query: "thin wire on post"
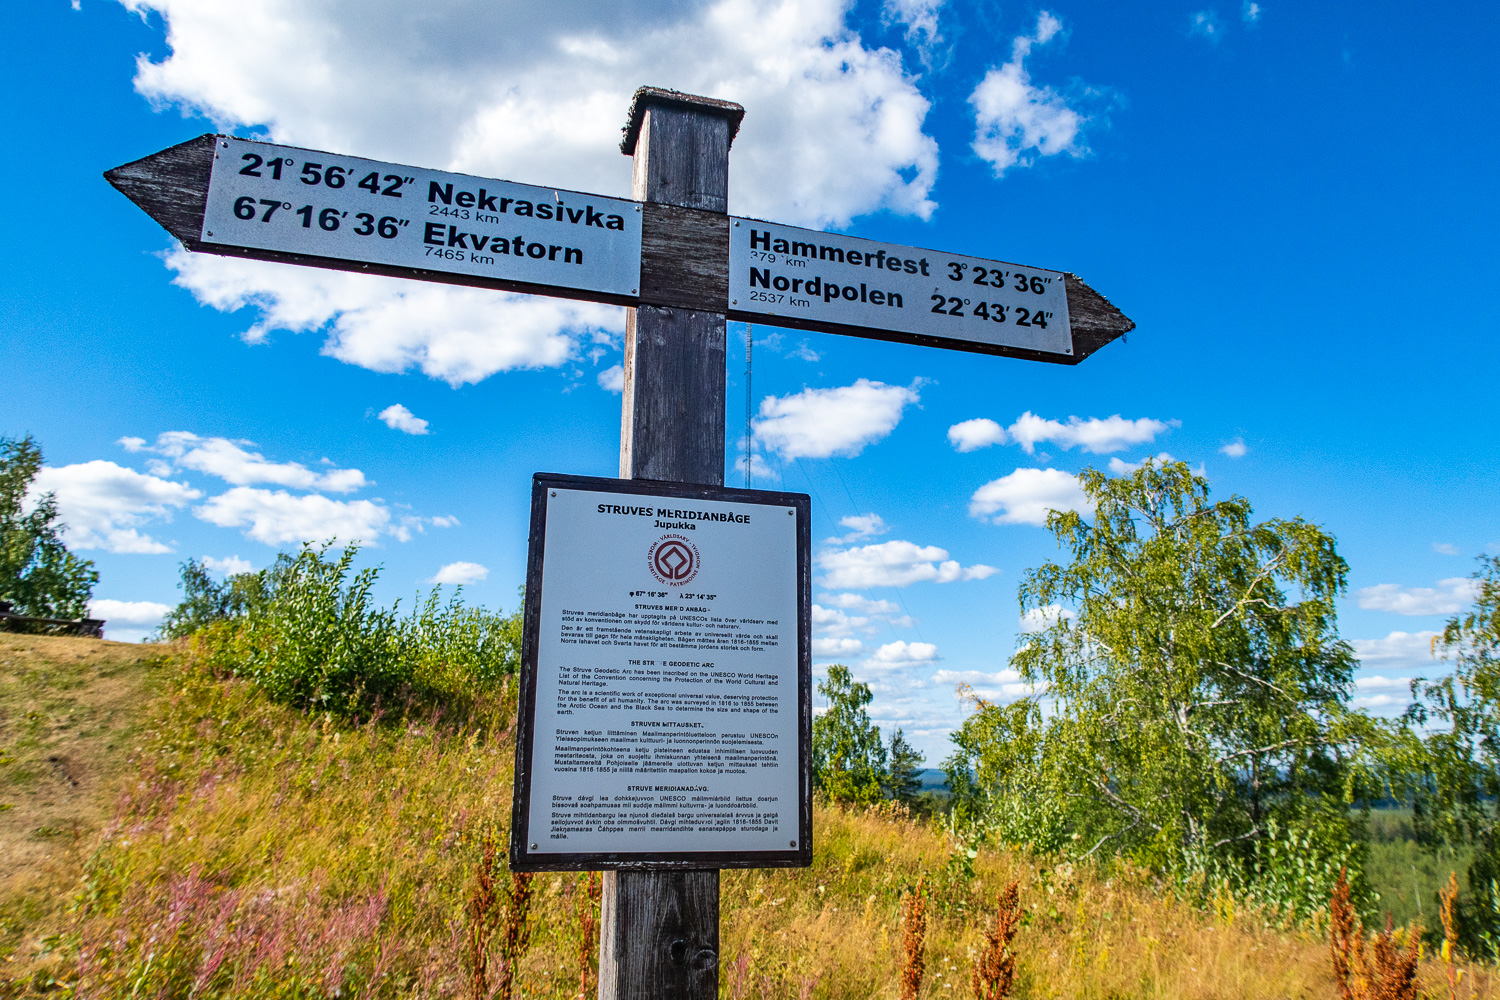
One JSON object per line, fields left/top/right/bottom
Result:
{"left": 744, "top": 324, "right": 753, "bottom": 489}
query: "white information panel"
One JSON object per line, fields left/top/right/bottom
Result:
{"left": 728, "top": 216, "right": 1072, "bottom": 356}
{"left": 201, "top": 137, "right": 642, "bottom": 299}
{"left": 515, "top": 476, "right": 808, "bottom": 866}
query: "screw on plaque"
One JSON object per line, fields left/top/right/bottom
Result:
{"left": 530, "top": 842, "right": 538, "bottom": 850}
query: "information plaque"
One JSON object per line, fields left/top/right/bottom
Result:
{"left": 509, "top": 474, "right": 812, "bottom": 871}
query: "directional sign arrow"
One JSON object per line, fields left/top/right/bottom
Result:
{"left": 107, "top": 133, "right": 1133, "bottom": 364}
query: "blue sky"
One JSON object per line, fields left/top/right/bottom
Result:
{"left": 2, "top": 0, "right": 1496, "bottom": 763}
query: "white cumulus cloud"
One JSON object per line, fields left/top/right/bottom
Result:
{"left": 1008, "top": 411, "right": 1175, "bottom": 454}
{"left": 814, "top": 637, "right": 865, "bottom": 658}
{"left": 163, "top": 251, "right": 614, "bottom": 386}
{"left": 597, "top": 364, "right": 624, "bottom": 393}
{"left": 969, "top": 12, "right": 1092, "bottom": 176}
{"left": 817, "top": 539, "right": 997, "bottom": 589}
{"left": 1220, "top": 438, "right": 1247, "bottom": 458}
{"left": 429, "top": 561, "right": 489, "bottom": 585}
{"left": 119, "top": 0, "right": 942, "bottom": 382}
{"left": 969, "top": 467, "right": 1091, "bottom": 526}
{"left": 932, "top": 667, "right": 1031, "bottom": 701}
{"left": 1350, "top": 631, "right": 1444, "bottom": 672}
{"left": 133, "top": 431, "right": 368, "bottom": 492}
{"left": 1190, "top": 10, "right": 1224, "bottom": 39}
{"left": 31, "top": 461, "right": 202, "bottom": 554}
{"left": 194, "top": 487, "right": 398, "bottom": 546}
{"left": 868, "top": 640, "right": 940, "bottom": 666}
{"left": 1107, "top": 453, "right": 1178, "bottom": 475}
{"left": 1019, "top": 603, "right": 1076, "bottom": 632}
{"left": 883, "top": 0, "right": 945, "bottom": 60}
{"left": 1432, "top": 542, "right": 1460, "bottom": 556}
{"left": 834, "top": 513, "right": 888, "bottom": 542}
{"left": 88, "top": 599, "right": 173, "bottom": 626}
{"left": 818, "top": 592, "right": 911, "bottom": 625}
{"left": 202, "top": 555, "right": 253, "bottom": 576}
{"left": 947, "top": 418, "right": 1006, "bottom": 452}
{"left": 378, "top": 403, "right": 430, "bottom": 435}
{"left": 1356, "top": 578, "right": 1480, "bottom": 616}
{"left": 754, "top": 379, "right": 919, "bottom": 459}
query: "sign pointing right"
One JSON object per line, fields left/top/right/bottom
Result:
{"left": 726, "top": 216, "right": 1130, "bottom": 364}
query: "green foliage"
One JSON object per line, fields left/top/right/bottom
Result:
{"left": 1362, "top": 809, "right": 1475, "bottom": 932}
{"left": 1193, "top": 813, "right": 1375, "bottom": 922}
{"left": 155, "top": 558, "right": 265, "bottom": 640}
{"left": 176, "top": 543, "right": 520, "bottom": 715}
{"left": 945, "top": 461, "right": 1382, "bottom": 907}
{"left": 812, "top": 665, "right": 886, "bottom": 804}
{"left": 883, "top": 727, "right": 925, "bottom": 804}
{"left": 0, "top": 435, "right": 96, "bottom": 621}
{"left": 943, "top": 695, "right": 1070, "bottom": 855}
{"left": 1396, "top": 554, "right": 1500, "bottom": 953}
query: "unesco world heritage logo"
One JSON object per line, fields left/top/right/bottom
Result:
{"left": 648, "top": 534, "right": 700, "bottom": 586}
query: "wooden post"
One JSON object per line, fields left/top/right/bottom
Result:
{"left": 601, "top": 87, "right": 744, "bottom": 1000}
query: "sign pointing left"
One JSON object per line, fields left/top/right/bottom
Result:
{"left": 106, "top": 134, "right": 645, "bottom": 306}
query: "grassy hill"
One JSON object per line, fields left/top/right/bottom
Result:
{"left": 0, "top": 634, "right": 1492, "bottom": 998}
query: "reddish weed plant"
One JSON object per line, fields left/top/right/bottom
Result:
{"left": 972, "top": 880, "right": 1022, "bottom": 1000}
{"left": 467, "top": 839, "right": 502, "bottom": 1000}
{"left": 1440, "top": 872, "right": 1461, "bottom": 1000}
{"left": 576, "top": 871, "right": 603, "bottom": 999}
{"left": 495, "top": 871, "right": 535, "bottom": 1000}
{"left": 1330, "top": 867, "right": 1420, "bottom": 1000}
{"left": 900, "top": 873, "right": 928, "bottom": 1000}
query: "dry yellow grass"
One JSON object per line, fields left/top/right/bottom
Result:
{"left": 0, "top": 634, "right": 166, "bottom": 975}
{"left": 0, "top": 635, "right": 1495, "bottom": 998}
{"left": 723, "top": 805, "right": 1495, "bottom": 1000}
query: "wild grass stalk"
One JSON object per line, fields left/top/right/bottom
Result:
{"left": 899, "top": 873, "right": 926, "bottom": 1000}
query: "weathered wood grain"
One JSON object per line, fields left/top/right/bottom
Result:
{"left": 1063, "top": 272, "right": 1136, "bottom": 362}
{"left": 607, "top": 87, "right": 745, "bottom": 1000}
{"left": 622, "top": 86, "right": 744, "bottom": 158}
{"left": 629, "top": 100, "right": 736, "bottom": 213}
{"left": 618, "top": 305, "right": 727, "bottom": 484}
{"left": 640, "top": 203, "right": 729, "bottom": 312}
{"left": 599, "top": 870, "right": 719, "bottom": 1000}
{"left": 103, "top": 134, "right": 215, "bottom": 245}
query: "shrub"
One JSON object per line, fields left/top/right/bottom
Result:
{"left": 173, "top": 543, "right": 520, "bottom": 715}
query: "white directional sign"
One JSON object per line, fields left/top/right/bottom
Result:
{"left": 109, "top": 132, "right": 1132, "bottom": 364}
{"left": 728, "top": 217, "right": 1073, "bottom": 357}
{"left": 511, "top": 474, "right": 811, "bottom": 869}
{"left": 200, "top": 137, "right": 642, "bottom": 300}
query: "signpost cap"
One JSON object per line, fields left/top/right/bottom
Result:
{"left": 621, "top": 87, "right": 745, "bottom": 155}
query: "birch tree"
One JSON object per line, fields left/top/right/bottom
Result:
{"left": 947, "top": 461, "right": 1376, "bottom": 876}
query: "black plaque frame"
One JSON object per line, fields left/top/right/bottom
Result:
{"left": 509, "top": 473, "right": 813, "bottom": 871}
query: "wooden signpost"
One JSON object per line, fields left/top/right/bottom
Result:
{"left": 106, "top": 86, "right": 1135, "bottom": 1000}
